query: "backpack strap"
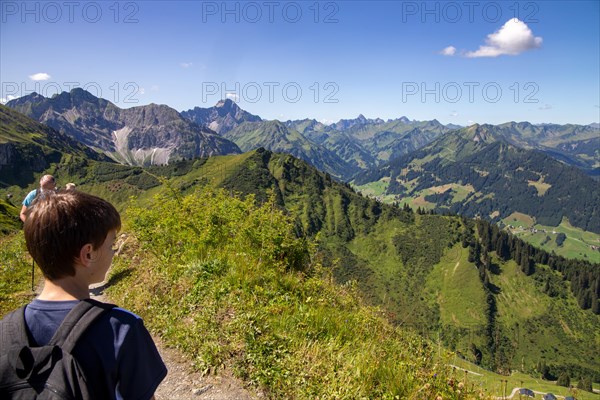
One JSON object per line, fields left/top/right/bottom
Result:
{"left": 48, "top": 299, "right": 116, "bottom": 353}
{"left": 0, "top": 307, "right": 32, "bottom": 349}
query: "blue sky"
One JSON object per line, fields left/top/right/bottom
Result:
{"left": 1, "top": 0, "right": 599, "bottom": 125}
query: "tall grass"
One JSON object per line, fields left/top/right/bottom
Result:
{"left": 0, "top": 233, "right": 35, "bottom": 316}
{"left": 108, "top": 186, "right": 489, "bottom": 399}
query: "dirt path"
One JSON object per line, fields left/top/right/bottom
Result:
{"left": 89, "top": 282, "right": 259, "bottom": 400}
{"left": 152, "top": 341, "right": 257, "bottom": 400}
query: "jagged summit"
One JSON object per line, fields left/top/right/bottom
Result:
{"left": 6, "top": 90, "right": 240, "bottom": 166}
{"left": 181, "top": 100, "right": 261, "bottom": 134}
{"left": 0, "top": 104, "right": 112, "bottom": 186}
{"left": 459, "top": 123, "right": 501, "bottom": 144}
{"left": 6, "top": 91, "right": 44, "bottom": 103}
{"left": 215, "top": 98, "right": 237, "bottom": 108}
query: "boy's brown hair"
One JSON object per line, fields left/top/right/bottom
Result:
{"left": 23, "top": 190, "right": 121, "bottom": 280}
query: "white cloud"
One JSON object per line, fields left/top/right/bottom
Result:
{"left": 467, "top": 120, "right": 475, "bottom": 125}
{"left": 450, "top": 111, "right": 459, "bottom": 117}
{"left": 0, "top": 95, "right": 16, "bottom": 104}
{"left": 180, "top": 62, "right": 193, "bottom": 68}
{"left": 29, "top": 72, "right": 51, "bottom": 81}
{"left": 539, "top": 104, "right": 552, "bottom": 110}
{"left": 466, "top": 19, "right": 542, "bottom": 58}
{"left": 150, "top": 85, "right": 160, "bottom": 91}
{"left": 440, "top": 46, "right": 457, "bottom": 56}
{"left": 319, "top": 119, "right": 335, "bottom": 125}
{"left": 225, "top": 93, "right": 239, "bottom": 102}
{"left": 137, "top": 87, "right": 146, "bottom": 95}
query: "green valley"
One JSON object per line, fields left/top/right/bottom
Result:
{"left": 1, "top": 104, "right": 598, "bottom": 399}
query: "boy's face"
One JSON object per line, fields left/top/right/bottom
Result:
{"left": 89, "top": 229, "right": 118, "bottom": 284}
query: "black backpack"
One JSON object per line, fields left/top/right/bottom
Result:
{"left": 0, "top": 299, "right": 115, "bottom": 399}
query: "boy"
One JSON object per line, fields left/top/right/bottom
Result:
{"left": 6, "top": 190, "right": 166, "bottom": 399}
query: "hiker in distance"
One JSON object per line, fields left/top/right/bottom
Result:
{"left": 1, "top": 190, "right": 167, "bottom": 399}
{"left": 19, "top": 174, "right": 57, "bottom": 222}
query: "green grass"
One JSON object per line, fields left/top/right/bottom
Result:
{"left": 354, "top": 179, "right": 389, "bottom": 197}
{"left": 504, "top": 212, "right": 536, "bottom": 228}
{"left": 450, "top": 357, "right": 600, "bottom": 400}
{"left": 346, "top": 219, "right": 409, "bottom": 316}
{"left": 451, "top": 184, "right": 476, "bottom": 203}
{"left": 426, "top": 244, "right": 487, "bottom": 329}
{"left": 104, "top": 187, "right": 488, "bottom": 399}
{"left": 0, "top": 233, "right": 37, "bottom": 316}
{"left": 490, "top": 257, "right": 600, "bottom": 378}
{"left": 503, "top": 215, "right": 600, "bottom": 263}
{"left": 0, "top": 199, "right": 21, "bottom": 233}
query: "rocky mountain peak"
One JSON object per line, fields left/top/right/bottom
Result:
{"left": 5, "top": 91, "right": 241, "bottom": 166}
{"left": 216, "top": 98, "right": 237, "bottom": 109}
{"left": 181, "top": 100, "right": 261, "bottom": 134}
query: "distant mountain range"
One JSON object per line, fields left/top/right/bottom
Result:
{"left": 355, "top": 124, "right": 600, "bottom": 233}
{"left": 0, "top": 107, "right": 598, "bottom": 381}
{"left": 6, "top": 89, "right": 241, "bottom": 166}
{"left": 482, "top": 121, "right": 600, "bottom": 177}
{"left": 4, "top": 90, "right": 598, "bottom": 232}
{"left": 0, "top": 104, "right": 111, "bottom": 186}
{"left": 288, "top": 117, "right": 454, "bottom": 171}
{"left": 7, "top": 89, "right": 597, "bottom": 177}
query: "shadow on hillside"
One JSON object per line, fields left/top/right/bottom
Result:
{"left": 488, "top": 262, "right": 502, "bottom": 275}
{"left": 487, "top": 282, "right": 502, "bottom": 295}
{"left": 90, "top": 268, "right": 133, "bottom": 296}
{"left": 107, "top": 268, "right": 133, "bottom": 287}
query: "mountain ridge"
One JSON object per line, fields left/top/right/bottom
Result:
{"left": 181, "top": 98, "right": 262, "bottom": 134}
{"left": 6, "top": 89, "right": 241, "bottom": 166}
{"left": 354, "top": 124, "right": 600, "bottom": 233}
{"left": 7, "top": 91, "right": 597, "bottom": 176}
{"left": 223, "top": 120, "right": 359, "bottom": 180}
{"left": 0, "top": 104, "right": 113, "bottom": 187}
{"left": 0, "top": 111, "right": 598, "bottom": 384}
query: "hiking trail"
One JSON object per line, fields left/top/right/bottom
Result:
{"left": 89, "top": 281, "right": 259, "bottom": 400}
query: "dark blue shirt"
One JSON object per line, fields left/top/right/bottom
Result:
{"left": 25, "top": 299, "right": 167, "bottom": 400}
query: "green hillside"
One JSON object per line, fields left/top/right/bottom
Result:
{"left": 1, "top": 108, "right": 598, "bottom": 395}
{"left": 0, "top": 104, "right": 112, "bottom": 188}
{"left": 0, "top": 199, "right": 20, "bottom": 233}
{"left": 354, "top": 125, "right": 600, "bottom": 235}
{"left": 224, "top": 120, "right": 358, "bottom": 180}
{"left": 3, "top": 143, "right": 598, "bottom": 378}
{"left": 503, "top": 214, "right": 600, "bottom": 263}
{"left": 0, "top": 191, "right": 487, "bottom": 399}
{"left": 155, "top": 149, "right": 599, "bottom": 381}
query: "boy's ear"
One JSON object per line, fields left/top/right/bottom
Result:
{"left": 79, "top": 243, "right": 96, "bottom": 265}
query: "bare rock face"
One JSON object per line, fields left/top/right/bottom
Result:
{"left": 0, "top": 104, "right": 111, "bottom": 185}
{"left": 7, "top": 89, "right": 241, "bottom": 166}
{"left": 181, "top": 99, "right": 262, "bottom": 135}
